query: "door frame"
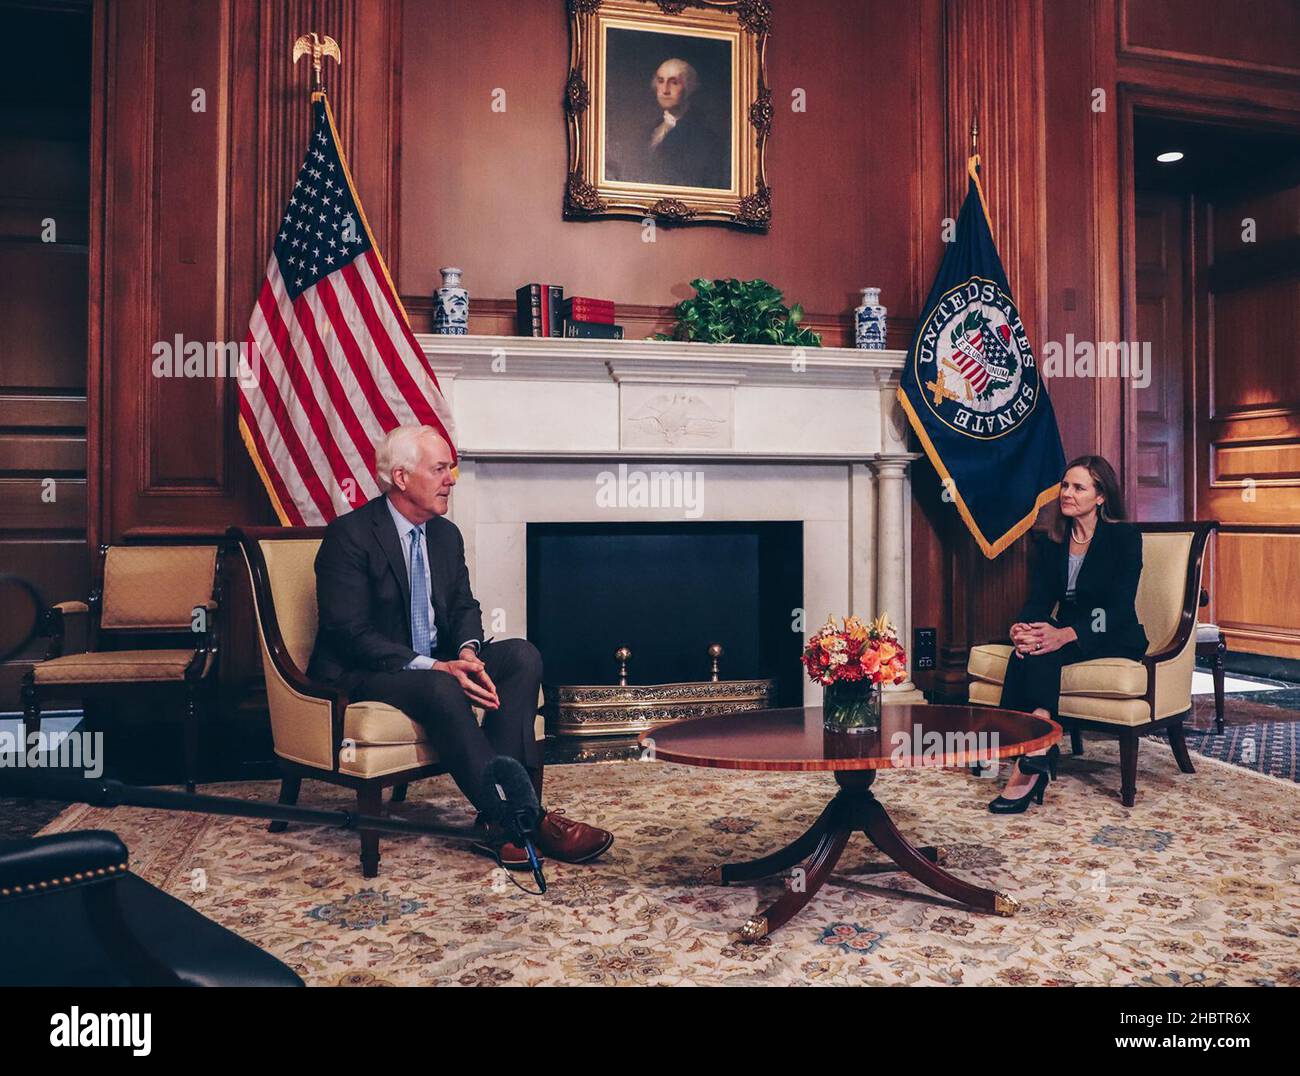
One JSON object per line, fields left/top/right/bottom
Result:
{"left": 1117, "top": 84, "right": 1300, "bottom": 642}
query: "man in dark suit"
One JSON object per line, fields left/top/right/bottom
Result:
{"left": 642, "top": 58, "right": 729, "bottom": 189}
{"left": 307, "top": 425, "right": 613, "bottom": 868}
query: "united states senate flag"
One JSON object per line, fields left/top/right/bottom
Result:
{"left": 896, "top": 155, "right": 1065, "bottom": 559}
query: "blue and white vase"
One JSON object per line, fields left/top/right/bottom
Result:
{"left": 433, "top": 266, "right": 469, "bottom": 335}
{"left": 855, "top": 287, "right": 887, "bottom": 350}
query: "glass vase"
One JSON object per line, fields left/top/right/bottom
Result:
{"left": 822, "top": 679, "right": 882, "bottom": 734}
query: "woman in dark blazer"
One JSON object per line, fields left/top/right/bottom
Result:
{"left": 988, "top": 454, "right": 1149, "bottom": 813}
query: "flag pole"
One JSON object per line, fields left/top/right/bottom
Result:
{"left": 967, "top": 112, "right": 993, "bottom": 234}
{"left": 291, "top": 31, "right": 341, "bottom": 99}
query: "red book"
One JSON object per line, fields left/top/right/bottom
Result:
{"left": 538, "top": 284, "right": 564, "bottom": 337}
{"left": 563, "top": 297, "right": 616, "bottom": 324}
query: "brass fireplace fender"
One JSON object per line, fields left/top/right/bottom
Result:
{"left": 551, "top": 678, "right": 777, "bottom": 738}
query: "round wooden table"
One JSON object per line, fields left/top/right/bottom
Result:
{"left": 640, "top": 702, "right": 1061, "bottom": 943}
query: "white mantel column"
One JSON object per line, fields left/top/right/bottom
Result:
{"left": 849, "top": 463, "right": 877, "bottom": 624}
{"left": 873, "top": 455, "right": 926, "bottom": 703}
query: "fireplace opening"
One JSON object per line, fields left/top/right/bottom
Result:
{"left": 526, "top": 521, "right": 803, "bottom": 707}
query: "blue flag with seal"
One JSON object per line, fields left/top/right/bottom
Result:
{"left": 897, "top": 154, "right": 1065, "bottom": 559}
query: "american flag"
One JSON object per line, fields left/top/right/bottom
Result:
{"left": 237, "top": 94, "right": 456, "bottom": 526}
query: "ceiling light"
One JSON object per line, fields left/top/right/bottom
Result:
{"left": 1156, "top": 151, "right": 1185, "bottom": 164}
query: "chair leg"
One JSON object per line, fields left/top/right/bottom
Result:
{"left": 1069, "top": 728, "right": 1084, "bottom": 756}
{"left": 21, "top": 676, "right": 41, "bottom": 742}
{"left": 182, "top": 684, "right": 200, "bottom": 794}
{"left": 357, "top": 783, "right": 382, "bottom": 879}
{"left": 1118, "top": 731, "right": 1139, "bottom": 808}
{"left": 1166, "top": 718, "right": 1196, "bottom": 775}
{"left": 1212, "top": 639, "right": 1226, "bottom": 735}
{"left": 390, "top": 783, "right": 408, "bottom": 803}
{"left": 268, "top": 774, "right": 301, "bottom": 833}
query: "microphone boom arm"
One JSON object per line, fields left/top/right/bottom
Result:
{"left": 0, "top": 775, "right": 488, "bottom": 843}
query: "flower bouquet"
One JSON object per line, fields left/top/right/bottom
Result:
{"left": 801, "top": 614, "right": 908, "bottom": 733}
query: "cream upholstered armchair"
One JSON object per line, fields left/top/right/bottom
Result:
{"left": 21, "top": 544, "right": 220, "bottom": 793}
{"left": 230, "top": 527, "right": 545, "bottom": 878}
{"left": 967, "top": 522, "right": 1215, "bottom": 807}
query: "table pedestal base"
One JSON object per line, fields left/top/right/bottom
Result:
{"left": 713, "top": 770, "right": 1019, "bottom": 943}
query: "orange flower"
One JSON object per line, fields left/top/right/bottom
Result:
{"left": 803, "top": 614, "right": 908, "bottom": 687}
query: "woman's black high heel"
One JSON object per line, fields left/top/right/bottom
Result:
{"left": 1017, "top": 744, "right": 1060, "bottom": 780}
{"left": 987, "top": 769, "right": 1050, "bottom": 813}
{"left": 987, "top": 745, "right": 1058, "bottom": 813}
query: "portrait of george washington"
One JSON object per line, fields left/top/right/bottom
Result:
{"left": 602, "top": 27, "right": 733, "bottom": 191}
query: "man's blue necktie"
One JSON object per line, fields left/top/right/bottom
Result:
{"left": 409, "top": 526, "right": 435, "bottom": 658}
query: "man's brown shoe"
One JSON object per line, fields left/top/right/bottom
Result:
{"left": 534, "top": 810, "right": 614, "bottom": 864}
{"left": 471, "top": 817, "right": 545, "bottom": 871}
{"left": 470, "top": 836, "right": 544, "bottom": 871}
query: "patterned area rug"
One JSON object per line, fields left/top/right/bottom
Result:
{"left": 1180, "top": 720, "right": 1300, "bottom": 784}
{"left": 38, "top": 741, "right": 1300, "bottom": 986}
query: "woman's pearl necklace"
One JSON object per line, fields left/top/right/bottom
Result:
{"left": 1071, "top": 523, "right": 1094, "bottom": 545}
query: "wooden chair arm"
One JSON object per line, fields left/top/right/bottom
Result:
{"left": 40, "top": 600, "right": 94, "bottom": 660}
{"left": 189, "top": 598, "right": 219, "bottom": 651}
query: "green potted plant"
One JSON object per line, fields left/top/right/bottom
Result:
{"left": 654, "top": 278, "right": 822, "bottom": 347}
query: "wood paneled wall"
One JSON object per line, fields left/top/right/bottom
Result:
{"left": 91, "top": 0, "right": 403, "bottom": 547}
{"left": 0, "top": 1, "right": 91, "bottom": 706}
{"left": 914, "top": 0, "right": 1052, "bottom": 699}
{"left": 921, "top": 0, "right": 1300, "bottom": 691}
{"left": 31, "top": 0, "right": 1300, "bottom": 710}
{"left": 1199, "top": 171, "right": 1300, "bottom": 660}
{"left": 1110, "top": 0, "right": 1300, "bottom": 664}
{"left": 1133, "top": 191, "right": 1188, "bottom": 522}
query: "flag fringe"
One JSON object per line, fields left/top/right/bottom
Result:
{"left": 968, "top": 154, "right": 994, "bottom": 233}
{"left": 895, "top": 386, "right": 1056, "bottom": 559}
{"left": 237, "top": 414, "right": 293, "bottom": 527}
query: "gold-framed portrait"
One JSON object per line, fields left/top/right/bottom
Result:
{"left": 564, "top": 0, "right": 772, "bottom": 231}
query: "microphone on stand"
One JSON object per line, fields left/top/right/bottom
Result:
{"left": 477, "top": 756, "right": 545, "bottom": 894}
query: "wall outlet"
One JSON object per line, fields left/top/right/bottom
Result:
{"left": 913, "top": 627, "right": 936, "bottom": 670}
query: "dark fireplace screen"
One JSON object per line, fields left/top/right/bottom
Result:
{"left": 526, "top": 521, "right": 803, "bottom": 706}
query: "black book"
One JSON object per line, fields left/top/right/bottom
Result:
{"left": 515, "top": 284, "right": 542, "bottom": 337}
{"left": 545, "top": 284, "right": 564, "bottom": 338}
{"left": 564, "top": 320, "right": 624, "bottom": 340}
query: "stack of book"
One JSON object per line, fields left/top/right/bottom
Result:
{"left": 562, "top": 296, "right": 623, "bottom": 339}
{"left": 515, "top": 284, "right": 623, "bottom": 339}
{"left": 515, "top": 284, "right": 564, "bottom": 338}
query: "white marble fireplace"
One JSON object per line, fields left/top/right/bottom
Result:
{"left": 417, "top": 334, "right": 924, "bottom": 706}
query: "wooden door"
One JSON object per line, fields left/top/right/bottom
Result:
{"left": 1134, "top": 192, "right": 1188, "bottom": 521}
{"left": 1197, "top": 169, "right": 1300, "bottom": 661}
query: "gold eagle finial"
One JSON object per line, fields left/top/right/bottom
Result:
{"left": 292, "top": 32, "right": 341, "bottom": 92}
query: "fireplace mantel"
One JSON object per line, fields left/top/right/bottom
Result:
{"left": 415, "top": 332, "right": 925, "bottom": 705}
{"left": 418, "top": 333, "right": 907, "bottom": 387}
{"left": 417, "top": 334, "right": 916, "bottom": 462}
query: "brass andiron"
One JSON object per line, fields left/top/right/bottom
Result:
{"left": 615, "top": 646, "right": 631, "bottom": 687}
{"left": 708, "top": 642, "right": 723, "bottom": 682}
